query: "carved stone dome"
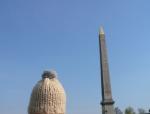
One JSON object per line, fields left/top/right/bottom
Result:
{"left": 28, "top": 70, "right": 66, "bottom": 114}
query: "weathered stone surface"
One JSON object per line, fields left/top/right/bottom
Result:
{"left": 99, "top": 27, "right": 115, "bottom": 114}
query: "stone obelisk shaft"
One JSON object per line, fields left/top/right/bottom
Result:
{"left": 99, "top": 27, "right": 115, "bottom": 114}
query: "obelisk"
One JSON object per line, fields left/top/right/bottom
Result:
{"left": 99, "top": 27, "right": 115, "bottom": 114}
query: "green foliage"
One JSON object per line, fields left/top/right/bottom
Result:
{"left": 125, "top": 106, "right": 136, "bottom": 114}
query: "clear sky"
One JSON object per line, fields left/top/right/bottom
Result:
{"left": 0, "top": 0, "right": 150, "bottom": 114}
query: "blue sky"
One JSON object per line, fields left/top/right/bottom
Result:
{"left": 0, "top": 0, "right": 150, "bottom": 114}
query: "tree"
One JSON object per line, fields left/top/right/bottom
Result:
{"left": 115, "top": 107, "right": 123, "bottom": 114}
{"left": 138, "top": 108, "right": 146, "bottom": 114}
{"left": 125, "top": 106, "right": 136, "bottom": 114}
